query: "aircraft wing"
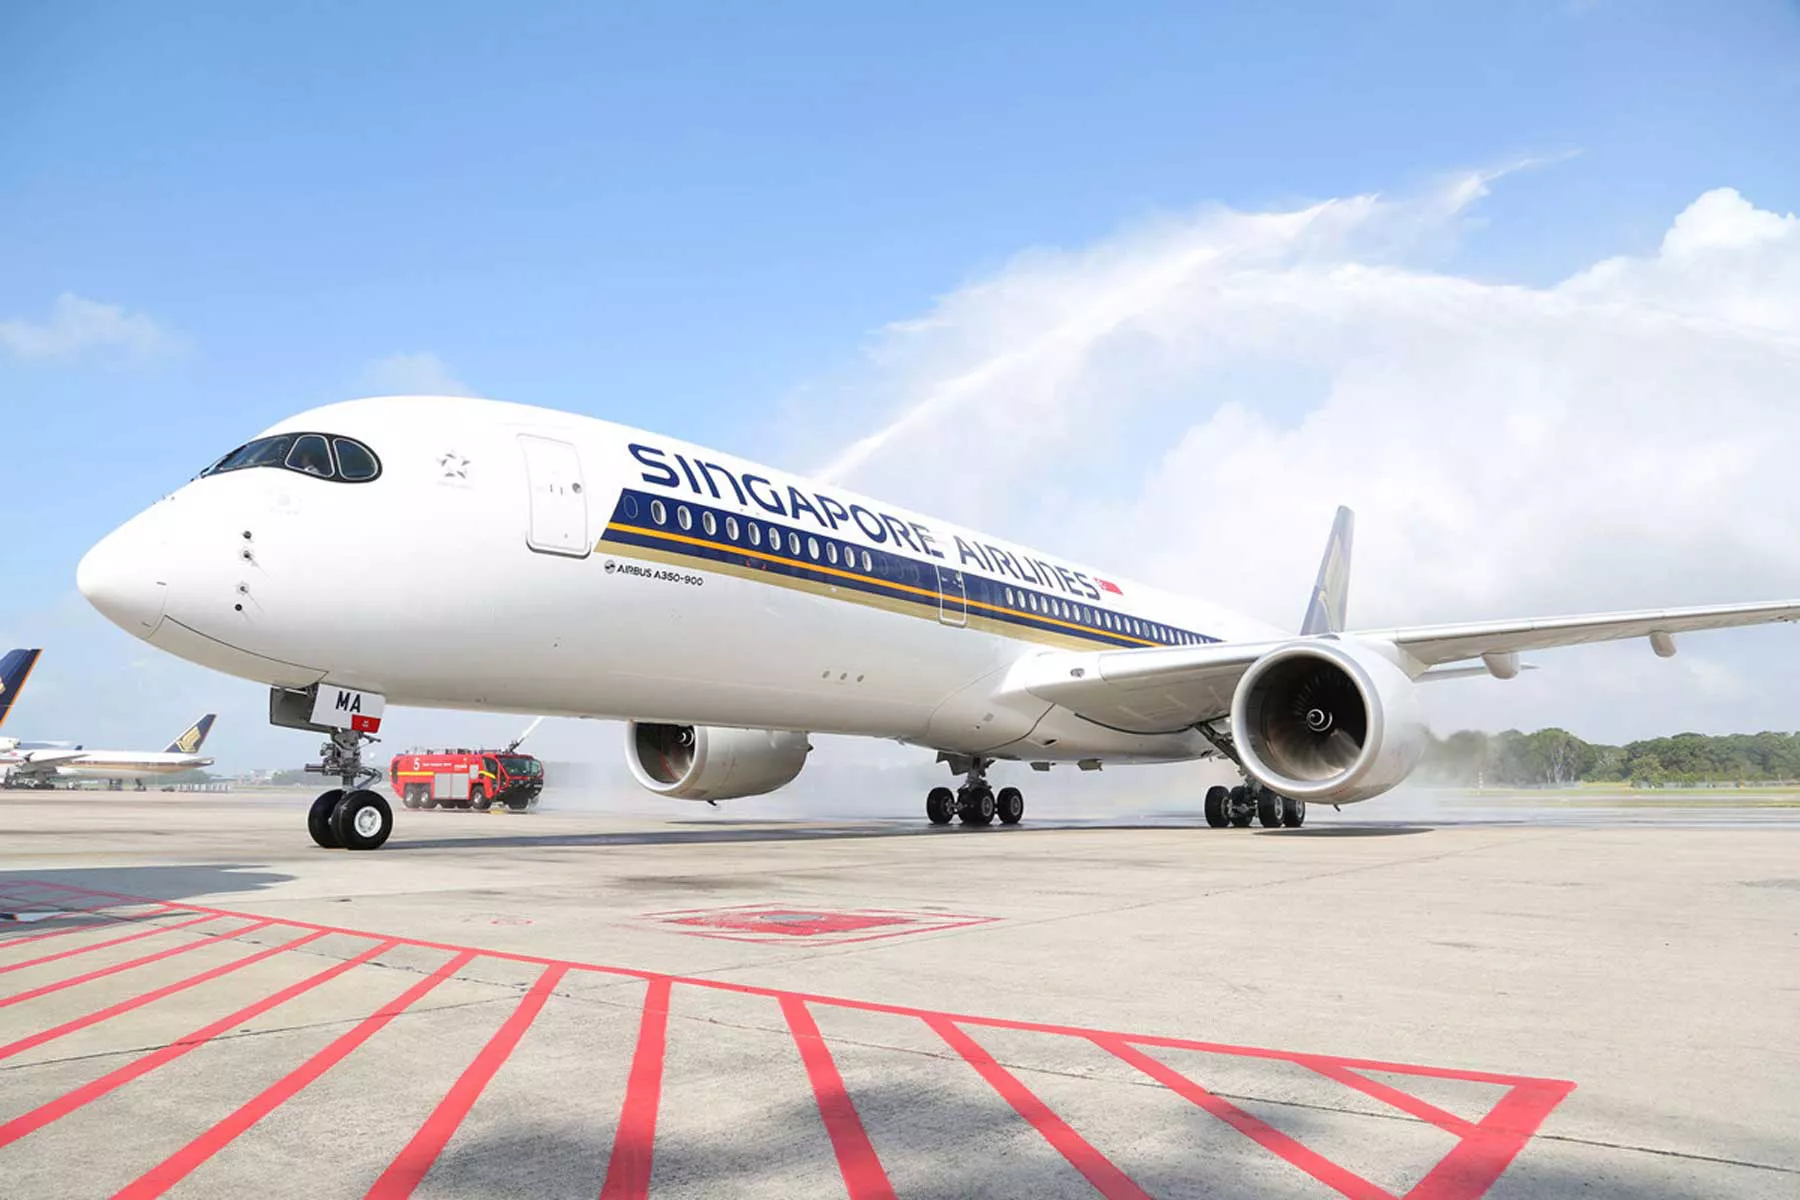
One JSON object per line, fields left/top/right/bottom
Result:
{"left": 1003, "top": 600, "right": 1800, "bottom": 735}
{"left": 12, "top": 749, "right": 88, "bottom": 770}
{"left": 1363, "top": 600, "right": 1800, "bottom": 666}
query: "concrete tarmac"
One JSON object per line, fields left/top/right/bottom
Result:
{"left": 0, "top": 790, "right": 1796, "bottom": 1199}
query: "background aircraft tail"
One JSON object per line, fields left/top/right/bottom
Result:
{"left": 0, "top": 648, "right": 43, "bottom": 729}
{"left": 166, "top": 713, "right": 217, "bottom": 755}
{"left": 1299, "top": 507, "right": 1355, "bottom": 636}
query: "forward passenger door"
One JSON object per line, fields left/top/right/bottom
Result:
{"left": 518, "top": 435, "right": 590, "bottom": 557}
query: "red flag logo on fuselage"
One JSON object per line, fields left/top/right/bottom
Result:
{"left": 1096, "top": 579, "right": 1122, "bottom": 595}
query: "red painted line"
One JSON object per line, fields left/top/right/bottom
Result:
{"left": 13, "top": 883, "right": 1575, "bottom": 1094}
{"left": 0, "top": 912, "right": 221, "bottom": 976}
{"left": 1099, "top": 1037, "right": 1393, "bottom": 1200}
{"left": 1304, "top": 1060, "right": 1477, "bottom": 1137}
{"left": 781, "top": 996, "right": 896, "bottom": 1200}
{"left": 0, "top": 918, "right": 123, "bottom": 949}
{"left": 0, "top": 939, "right": 400, "bottom": 1150}
{"left": 365, "top": 963, "right": 570, "bottom": 1200}
{"left": 930, "top": 1018, "right": 1152, "bottom": 1200}
{"left": 598, "top": 976, "right": 673, "bottom": 1200}
{"left": 0, "top": 928, "right": 328, "bottom": 1062}
{"left": 1404, "top": 1080, "right": 1577, "bottom": 1200}
{"left": 113, "top": 949, "right": 477, "bottom": 1200}
{"left": 0, "top": 919, "right": 272, "bottom": 1009}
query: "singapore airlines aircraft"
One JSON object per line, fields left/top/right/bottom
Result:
{"left": 0, "top": 650, "right": 216, "bottom": 788}
{"left": 76, "top": 395, "right": 1800, "bottom": 849}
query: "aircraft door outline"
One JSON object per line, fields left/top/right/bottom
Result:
{"left": 518, "top": 435, "right": 591, "bottom": 558}
{"left": 936, "top": 565, "right": 967, "bottom": 627}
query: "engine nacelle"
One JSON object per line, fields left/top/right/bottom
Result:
{"left": 625, "top": 722, "right": 812, "bottom": 802}
{"left": 1230, "top": 639, "right": 1427, "bottom": 805}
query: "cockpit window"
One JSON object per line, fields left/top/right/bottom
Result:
{"left": 201, "top": 432, "right": 382, "bottom": 483}
{"left": 333, "top": 438, "right": 380, "bottom": 481}
{"left": 209, "top": 435, "right": 293, "bottom": 475}
{"left": 286, "top": 434, "right": 335, "bottom": 477}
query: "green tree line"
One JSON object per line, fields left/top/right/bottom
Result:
{"left": 1418, "top": 729, "right": 1800, "bottom": 787}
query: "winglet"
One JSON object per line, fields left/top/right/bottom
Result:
{"left": 166, "top": 713, "right": 217, "bottom": 755}
{"left": 0, "top": 649, "right": 42, "bottom": 730}
{"left": 1299, "top": 507, "right": 1355, "bottom": 636}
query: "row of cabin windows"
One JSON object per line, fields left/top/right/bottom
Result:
{"left": 640, "top": 496, "right": 1202, "bottom": 645}
{"left": 999, "top": 586, "right": 1198, "bottom": 643}
{"left": 648, "top": 499, "right": 877, "bottom": 574}
{"left": 201, "top": 433, "right": 382, "bottom": 482}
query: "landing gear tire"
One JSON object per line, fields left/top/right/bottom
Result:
{"left": 925, "top": 786, "right": 955, "bottom": 825}
{"left": 331, "top": 789, "right": 393, "bottom": 851}
{"left": 996, "top": 786, "right": 1024, "bottom": 825}
{"left": 1281, "top": 795, "right": 1307, "bottom": 828}
{"left": 1227, "top": 786, "right": 1254, "bottom": 828}
{"left": 1257, "top": 790, "right": 1284, "bottom": 828}
{"left": 960, "top": 785, "right": 996, "bottom": 826}
{"left": 1204, "top": 785, "right": 1230, "bottom": 828}
{"left": 308, "top": 789, "right": 346, "bottom": 848}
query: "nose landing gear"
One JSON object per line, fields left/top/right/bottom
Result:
{"left": 270, "top": 685, "right": 395, "bottom": 851}
{"left": 302, "top": 728, "right": 392, "bottom": 850}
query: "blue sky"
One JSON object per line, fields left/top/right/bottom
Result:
{"left": 4, "top": 2, "right": 1799, "bottom": 769}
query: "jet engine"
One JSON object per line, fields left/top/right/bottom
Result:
{"left": 1230, "top": 640, "right": 1426, "bottom": 805}
{"left": 625, "top": 722, "right": 812, "bottom": 802}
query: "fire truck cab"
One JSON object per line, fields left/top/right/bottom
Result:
{"left": 391, "top": 748, "right": 544, "bottom": 812}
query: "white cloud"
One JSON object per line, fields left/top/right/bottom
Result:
{"left": 0, "top": 293, "right": 176, "bottom": 361}
{"left": 809, "top": 174, "right": 1800, "bottom": 745}
{"left": 361, "top": 351, "right": 474, "bottom": 397}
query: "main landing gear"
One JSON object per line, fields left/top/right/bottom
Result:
{"left": 304, "top": 727, "right": 393, "bottom": 851}
{"left": 926, "top": 757, "right": 1025, "bottom": 828}
{"left": 1203, "top": 783, "right": 1305, "bottom": 829}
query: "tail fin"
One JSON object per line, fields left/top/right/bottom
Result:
{"left": 166, "top": 714, "right": 217, "bottom": 755}
{"left": 1299, "top": 507, "right": 1355, "bottom": 636}
{"left": 0, "top": 649, "right": 42, "bottom": 729}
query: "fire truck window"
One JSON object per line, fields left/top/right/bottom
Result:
{"left": 285, "top": 434, "right": 335, "bottom": 478}
{"left": 726, "top": 515, "right": 740, "bottom": 541}
{"left": 331, "top": 438, "right": 381, "bottom": 481}
{"left": 650, "top": 499, "right": 667, "bottom": 526}
{"left": 677, "top": 505, "right": 693, "bottom": 531}
{"left": 203, "top": 435, "right": 293, "bottom": 477}
{"left": 702, "top": 511, "right": 717, "bottom": 537}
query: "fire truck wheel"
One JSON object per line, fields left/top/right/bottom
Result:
{"left": 505, "top": 795, "right": 531, "bottom": 812}
{"left": 468, "top": 787, "right": 489, "bottom": 812}
{"left": 308, "top": 790, "right": 345, "bottom": 848}
{"left": 331, "top": 789, "right": 393, "bottom": 851}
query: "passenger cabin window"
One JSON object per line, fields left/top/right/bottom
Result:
{"left": 201, "top": 432, "right": 382, "bottom": 483}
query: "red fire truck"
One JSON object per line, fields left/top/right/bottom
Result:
{"left": 390, "top": 749, "right": 544, "bottom": 811}
{"left": 390, "top": 720, "right": 546, "bottom": 812}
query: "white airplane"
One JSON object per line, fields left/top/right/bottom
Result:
{"left": 75, "top": 395, "right": 1800, "bottom": 849}
{"left": 1, "top": 698, "right": 217, "bottom": 789}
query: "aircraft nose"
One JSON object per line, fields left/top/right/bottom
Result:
{"left": 78, "top": 522, "right": 169, "bottom": 638}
